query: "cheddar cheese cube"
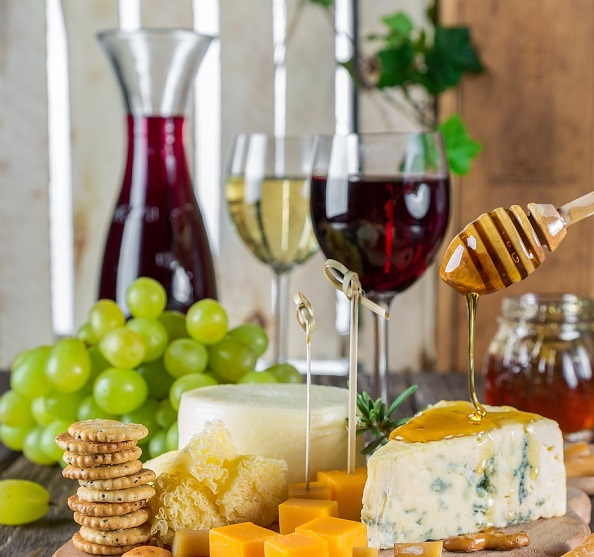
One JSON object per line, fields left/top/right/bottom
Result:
{"left": 278, "top": 498, "right": 339, "bottom": 534}
{"left": 352, "top": 548, "right": 379, "bottom": 557}
{"left": 172, "top": 529, "right": 209, "bottom": 557}
{"left": 210, "top": 522, "right": 279, "bottom": 557}
{"left": 393, "top": 541, "right": 443, "bottom": 556}
{"left": 296, "top": 516, "right": 367, "bottom": 557}
{"left": 287, "top": 481, "right": 332, "bottom": 500}
{"left": 316, "top": 467, "right": 367, "bottom": 521}
{"left": 264, "top": 531, "right": 329, "bottom": 557}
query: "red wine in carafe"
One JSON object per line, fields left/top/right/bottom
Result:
{"left": 99, "top": 115, "right": 217, "bottom": 313}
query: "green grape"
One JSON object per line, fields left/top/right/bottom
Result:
{"left": 31, "top": 396, "right": 55, "bottom": 426}
{"left": 44, "top": 390, "right": 86, "bottom": 423}
{"left": 94, "top": 368, "right": 148, "bottom": 415}
{"left": 122, "top": 398, "right": 159, "bottom": 446}
{"left": 207, "top": 338, "right": 257, "bottom": 383}
{"left": 163, "top": 338, "right": 208, "bottom": 378}
{"left": 10, "top": 345, "right": 52, "bottom": 399}
{"left": 158, "top": 310, "right": 188, "bottom": 342}
{"left": 155, "top": 398, "right": 176, "bottom": 429}
{"left": 40, "top": 420, "right": 70, "bottom": 461}
{"left": 89, "top": 299, "right": 126, "bottom": 339}
{"left": 203, "top": 369, "right": 228, "bottom": 384}
{"left": 77, "top": 394, "right": 118, "bottom": 421}
{"left": 169, "top": 373, "right": 217, "bottom": 411}
{"left": 237, "top": 370, "right": 278, "bottom": 384}
{"left": 76, "top": 322, "right": 99, "bottom": 346}
{"left": 226, "top": 324, "right": 269, "bottom": 357}
{"left": 87, "top": 346, "right": 111, "bottom": 386}
{"left": 166, "top": 421, "right": 178, "bottom": 451}
{"left": 126, "top": 277, "right": 167, "bottom": 319}
{"left": 266, "top": 363, "right": 303, "bottom": 384}
{"left": 136, "top": 360, "right": 174, "bottom": 400}
{"left": 127, "top": 317, "right": 169, "bottom": 362}
{"left": 0, "top": 390, "right": 36, "bottom": 428}
{"left": 186, "top": 299, "right": 228, "bottom": 345}
{"left": 0, "top": 424, "right": 35, "bottom": 451}
{"left": 10, "top": 349, "right": 31, "bottom": 372}
{"left": 0, "top": 480, "right": 50, "bottom": 525}
{"left": 148, "top": 429, "right": 168, "bottom": 459}
{"left": 23, "top": 427, "right": 56, "bottom": 465}
{"left": 99, "top": 327, "right": 145, "bottom": 369}
{"left": 45, "top": 338, "right": 91, "bottom": 393}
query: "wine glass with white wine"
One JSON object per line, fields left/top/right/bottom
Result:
{"left": 225, "top": 134, "right": 319, "bottom": 362}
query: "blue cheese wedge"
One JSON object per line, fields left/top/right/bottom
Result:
{"left": 361, "top": 400, "right": 566, "bottom": 548}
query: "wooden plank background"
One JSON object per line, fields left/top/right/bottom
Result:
{"left": 0, "top": 0, "right": 442, "bottom": 379}
{"left": 438, "top": 0, "right": 594, "bottom": 372}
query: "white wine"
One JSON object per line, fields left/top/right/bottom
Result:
{"left": 226, "top": 176, "right": 319, "bottom": 273}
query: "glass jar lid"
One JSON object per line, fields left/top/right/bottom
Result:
{"left": 501, "top": 293, "right": 594, "bottom": 324}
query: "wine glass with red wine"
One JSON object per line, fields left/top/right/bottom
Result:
{"left": 310, "top": 132, "right": 450, "bottom": 401}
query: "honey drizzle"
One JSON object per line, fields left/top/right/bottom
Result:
{"left": 389, "top": 400, "right": 541, "bottom": 443}
{"left": 466, "top": 292, "right": 487, "bottom": 423}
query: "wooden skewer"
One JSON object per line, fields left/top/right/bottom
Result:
{"left": 439, "top": 190, "right": 594, "bottom": 295}
{"left": 558, "top": 190, "right": 594, "bottom": 227}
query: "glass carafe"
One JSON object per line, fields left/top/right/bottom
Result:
{"left": 97, "top": 29, "right": 217, "bottom": 313}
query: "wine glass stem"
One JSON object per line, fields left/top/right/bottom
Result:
{"left": 273, "top": 271, "right": 291, "bottom": 363}
{"left": 374, "top": 300, "right": 391, "bottom": 403}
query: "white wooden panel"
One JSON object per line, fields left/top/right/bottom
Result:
{"left": 284, "top": 1, "right": 339, "bottom": 362}
{"left": 285, "top": 0, "right": 335, "bottom": 135}
{"left": 139, "top": 0, "right": 193, "bottom": 27}
{"left": 0, "top": 0, "right": 53, "bottom": 367}
{"left": 218, "top": 0, "right": 278, "bottom": 355}
{"left": 61, "top": 0, "right": 121, "bottom": 331}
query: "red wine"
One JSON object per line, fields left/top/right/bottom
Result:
{"left": 99, "top": 115, "right": 217, "bottom": 313}
{"left": 310, "top": 174, "right": 450, "bottom": 297}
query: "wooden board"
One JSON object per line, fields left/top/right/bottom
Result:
{"left": 53, "top": 488, "right": 590, "bottom": 557}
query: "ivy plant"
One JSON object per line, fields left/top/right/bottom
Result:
{"left": 308, "top": 1, "right": 484, "bottom": 176}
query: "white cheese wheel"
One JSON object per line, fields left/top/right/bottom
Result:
{"left": 178, "top": 383, "right": 354, "bottom": 484}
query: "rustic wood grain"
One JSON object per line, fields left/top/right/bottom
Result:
{"left": 438, "top": 0, "right": 594, "bottom": 372}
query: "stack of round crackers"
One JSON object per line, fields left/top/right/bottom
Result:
{"left": 58, "top": 419, "right": 157, "bottom": 556}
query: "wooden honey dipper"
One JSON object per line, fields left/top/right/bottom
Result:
{"left": 440, "top": 190, "right": 594, "bottom": 295}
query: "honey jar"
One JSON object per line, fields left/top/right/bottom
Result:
{"left": 482, "top": 293, "right": 594, "bottom": 441}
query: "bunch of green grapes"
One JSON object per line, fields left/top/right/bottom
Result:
{"left": 0, "top": 277, "right": 302, "bottom": 465}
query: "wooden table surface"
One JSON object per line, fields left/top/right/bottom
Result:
{"left": 0, "top": 370, "right": 591, "bottom": 556}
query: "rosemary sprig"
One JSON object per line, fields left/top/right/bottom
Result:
{"left": 356, "top": 385, "right": 417, "bottom": 455}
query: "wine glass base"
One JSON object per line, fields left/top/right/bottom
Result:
{"left": 257, "top": 358, "right": 349, "bottom": 376}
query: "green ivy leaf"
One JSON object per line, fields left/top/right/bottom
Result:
{"left": 376, "top": 43, "right": 415, "bottom": 89}
{"left": 424, "top": 27, "right": 484, "bottom": 95}
{"left": 438, "top": 114, "right": 482, "bottom": 175}
{"left": 381, "top": 12, "right": 414, "bottom": 47}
